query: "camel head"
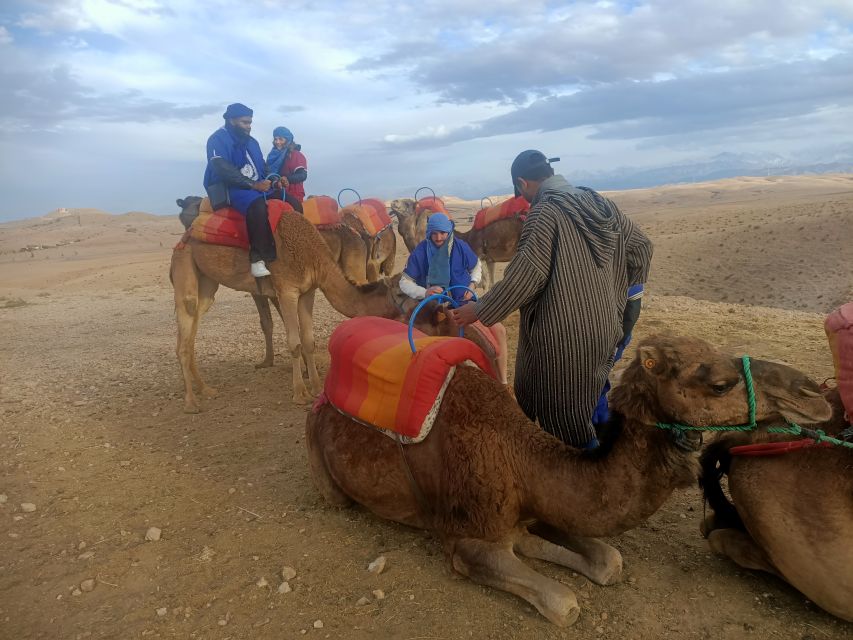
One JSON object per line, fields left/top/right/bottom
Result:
{"left": 389, "top": 198, "right": 416, "bottom": 219}
{"left": 610, "top": 335, "right": 832, "bottom": 430}
{"left": 176, "top": 196, "right": 203, "bottom": 230}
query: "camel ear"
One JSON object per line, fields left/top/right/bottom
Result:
{"left": 176, "top": 198, "right": 185, "bottom": 208}
{"left": 637, "top": 344, "right": 661, "bottom": 373}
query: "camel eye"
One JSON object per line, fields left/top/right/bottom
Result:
{"left": 711, "top": 381, "right": 736, "bottom": 395}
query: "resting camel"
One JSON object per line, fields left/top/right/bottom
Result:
{"left": 170, "top": 209, "right": 401, "bottom": 412}
{"left": 340, "top": 204, "right": 397, "bottom": 281}
{"left": 700, "top": 431, "right": 852, "bottom": 621}
{"left": 176, "top": 196, "right": 371, "bottom": 285}
{"left": 306, "top": 334, "right": 831, "bottom": 625}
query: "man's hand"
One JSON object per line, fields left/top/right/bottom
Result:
{"left": 462, "top": 286, "right": 475, "bottom": 301}
{"left": 425, "top": 286, "right": 444, "bottom": 297}
{"left": 280, "top": 176, "right": 290, "bottom": 187}
{"left": 449, "top": 301, "right": 479, "bottom": 326}
{"left": 253, "top": 179, "right": 272, "bottom": 192}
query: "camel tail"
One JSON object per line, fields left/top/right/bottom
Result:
{"left": 698, "top": 438, "right": 745, "bottom": 532}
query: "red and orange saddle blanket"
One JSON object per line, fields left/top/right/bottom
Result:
{"left": 183, "top": 197, "right": 292, "bottom": 250}
{"left": 416, "top": 196, "right": 448, "bottom": 215}
{"left": 343, "top": 198, "right": 393, "bottom": 237}
{"left": 472, "top": 195, "right": 530, "bottom": 231}
{"left": 302, "top": 195, "right": 343, "bottom": 228}
{"left": 319, "top": 316, "right": 496, "bottom": 443}
{"left": 826, "top": 301, "right": 853, "bottom": 420}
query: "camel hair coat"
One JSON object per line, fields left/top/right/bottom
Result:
{"left": 475, "top": 175, "right": 653, "bottom": 447}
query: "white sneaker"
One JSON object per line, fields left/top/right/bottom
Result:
{"left": 251, "top": 261, "right": 271, "bottom": 277}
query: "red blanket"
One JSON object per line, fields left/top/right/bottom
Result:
{"left": 346, "top": 198, "right": 393, "bottom": 237}
{"left": 416, "top": 196, "right": 448, "bottom": 215}
{"left": 472, "top": 195, "right": 529, "bottom": 231}
{"left": 189, "top": 198, "right": 292, "bottom": 250}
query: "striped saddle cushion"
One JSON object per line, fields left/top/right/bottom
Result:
{"left": 472, "top": 195, "right": 529, "bottom": 231}
{"left": 415, "top": 196, "right": 447, "bottom": 215}
{"left": 302, "top": 195, "right": 343, "bottom": 228}
{"left": 189, "top": 197, "right": 291, "bottom": 250}
{"left": 323, "top": 316, "right": 496, "bottom": 442}
{"left": 345, "top": 198, "right": 393, "bottom": 237}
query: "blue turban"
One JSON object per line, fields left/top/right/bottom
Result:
{"left": 426, "top": 212, "right": 453, "bottom": 235}
{"left": 273, "top": 126, "right": 293, "bottom": 142}
{"left": 223, "top": 103, "right": 253, "bottom": 119}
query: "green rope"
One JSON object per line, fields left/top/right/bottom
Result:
{"left": 656, "top": 355, "right": 853, "bottom": 450}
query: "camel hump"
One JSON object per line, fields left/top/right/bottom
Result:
{"left": 322, "top": 316, "right": 497, "bottom": 443}
{"left": 825, "top": 302, "right": 853, "bottom": 418}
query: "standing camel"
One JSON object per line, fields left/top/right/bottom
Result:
{"left": 306, "top": 334, "right": 831, "bottom": 626}
{"left": 389, "top": 198, "right": 438, "bottom": 252}
{"left": 340, "top": 204, "right": 397, "bottom": 282}
{"left": 170, "top": 209, "right": 401, "bottom": 412}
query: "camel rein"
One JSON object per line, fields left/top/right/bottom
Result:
{"left": 655, "top": 356, "right": 853, "bottom": 455}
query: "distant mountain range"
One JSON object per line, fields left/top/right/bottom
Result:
{"left": 459, "top": 149, "right": 853, "bottom": 198}
{"left": 570, "top": 150, "right": 853, "bottom": 191}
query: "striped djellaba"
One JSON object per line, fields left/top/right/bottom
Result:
{"left": 476, "top": 176, "right": 653, "bottom": 447}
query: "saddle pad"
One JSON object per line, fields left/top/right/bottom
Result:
{"left": 826, "top": 302, "right": 853, "bottom": 417}
{"left": 302, "top": 195, "right": 342, "bottom": 228}
{"left": 189, "top": 198, "right": 291, "bottom": 250}
{"left": 348, "top": 199, "right": 393, "bottom": 237}
{"left": 324, "top": 316, "right": 496, "bottom": 442}
{"left": 472, "top": 195, "right": 529, "bottom": 231}
{"left": 416, "top": 196, "right": 448, "bottom": 215}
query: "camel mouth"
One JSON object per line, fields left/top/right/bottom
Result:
{"left": 670, "top": 429, "right": 703, "bottom": 452}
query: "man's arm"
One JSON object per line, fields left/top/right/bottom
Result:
{"left": 468, "top": 206, "right": 555, "bottom": 326}
{"left": 614, "top": 205, "right": 653, "bottom": 286}
{"left": 208, "top": 157, "right": 257, "bottom": 189}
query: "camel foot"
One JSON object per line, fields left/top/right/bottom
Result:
{"left": 200, "top": 385, "right": 218, "bottom": 399}
{"left": 183, "top": 400, "right": 200, "bottom": 414}
{"left": 308, "top": 378, "right": 323, "bottom": 396}
{"left": 254, "top": 358, "right": 275, "bottom": 369}
{"left": 292, "top": 386, "right": 316, "bottom": 405}
{"left": 585, "top": 548, "right": 623, "bottom": 586}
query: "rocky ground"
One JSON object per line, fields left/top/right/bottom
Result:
{"left": 1, "top": 175, "right": 851, "bottom": 639}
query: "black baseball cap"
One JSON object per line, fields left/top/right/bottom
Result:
{"left": 510, "top": 150, "right": 560, "bottom": 196}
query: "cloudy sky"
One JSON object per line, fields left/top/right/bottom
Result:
{"left": 1, "top": 0, "right": 852, "bottom": 220}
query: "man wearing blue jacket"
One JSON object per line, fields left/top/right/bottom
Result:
{"left": 203, "top": 103, "right": 277, "bottom": 277}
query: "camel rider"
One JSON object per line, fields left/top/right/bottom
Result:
{"left": 204, "top": 103, "right": 278, "bottom": 278}
{"left": 266, "top": 126, "right": 308, "bottom": 204}
{"left": 400, "top": 213, "right": 510, "bottom": 385}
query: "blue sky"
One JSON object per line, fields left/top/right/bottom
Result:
{"left": 1, "top": 0, "right": 852, "bottom": 220}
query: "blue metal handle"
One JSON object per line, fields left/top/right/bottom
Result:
{"left": 444, "top": 285, "right": 478, "bottom": 302}
{"left": 408, "top": 293, "right": 460, "bottom": 353}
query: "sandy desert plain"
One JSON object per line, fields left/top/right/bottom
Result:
{"left": 1, "top": 173, "right": 852, "bottom": 640}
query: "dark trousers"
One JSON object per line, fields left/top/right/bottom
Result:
{"left": 245, "top": 197, "right": 277, "bottom": 264}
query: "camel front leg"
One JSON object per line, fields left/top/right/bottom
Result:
{"left": 707, "top": 529, "right": 781, "bottom": 577}
{"left": 189, "top": 277, "right": 219, "bottom": 400}
{"left": 449, "top": 537, "right": 580, "bottom": 627}
{"left": 275, "top": 289, "right": 312, "bottom": 404}
{"left": 527, "top": 523, "right": 623, "bottom": 585}
{"left": 297, "top": 290, "right": 322, "bottom": 396}
{"left": 514, "top": 528, "right": 622, "bottom": 586}
{"left": 175, "top": 298, "right": 200, "bottom": 413}
{"left": 251, "top": 294, "right": 275, "bottom": 369}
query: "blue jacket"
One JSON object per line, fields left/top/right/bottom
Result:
{"left": 203, "top": 126, "right": 267, "bottom": 213}
{"left": 404, "top": 237, "right": 479, "bottom": 302}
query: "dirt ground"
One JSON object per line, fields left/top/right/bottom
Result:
{"left": 1, "top": 175, "right": 852, "bottom": 639}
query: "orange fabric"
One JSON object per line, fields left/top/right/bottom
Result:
{"left": 416, "top": 196, "right": 448, "bottom": 215}
{"left": 472, "top": 195, "right": 529, "bottom": 231}
{"left": 302, "top": 195, "right": 342, "bottom": 228}
{"left": 349, "top": 199, "right": 393, "bottom": 237}
{"left": 189, "top": 197, "right": 291, "bottom": 250}
{"left": 324, "top": 317, "right": 496, "bottom": 442}
{"left": 825, "top": 302, "right": 853, "bottom": 417}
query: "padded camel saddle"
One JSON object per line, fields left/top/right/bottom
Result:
{"left": 320, "top": 316, "right": 497, "bottom": 442}
{"left": 186, "top": 197, "right": 292, "bottom": 250}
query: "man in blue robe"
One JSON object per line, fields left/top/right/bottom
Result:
{"left": 203, "top": 103, "right": 277, "bottom": 277}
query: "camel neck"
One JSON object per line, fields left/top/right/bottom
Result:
{"left": 520, "top": 416, "right": 697, "bottom": 538}
{"left": 318, "top": 260, "right": 397, "bottom": 319}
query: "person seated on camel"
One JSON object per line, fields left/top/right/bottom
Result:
{"left": 399, "top": 213, "right": 510, "bottom": 385}
{"left": 266, "top": 126, "right": 308, "bottom": 209}
{"left": 203, "top": 102, "right": 279, "bottom": 278}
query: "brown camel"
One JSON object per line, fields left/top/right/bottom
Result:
{"left": 699, "top": 432, "right": 852, "bottom": 621}
{"left": 170, "top": 209, "right": 402, "bottom": 412}
{"left": 176, "top": 196, "right": 371, "bottom": 285}
{"left": 306, "top": 334, "right": 830, "bottom": 626}
{"left": 455, "top": 217, "right": 523, "bottom": 289}
{"left": 389, "top": 198, "right": 434, "bottom": 252}
{"left": 340, "top": 205, "right": 397, "bottom": 282}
